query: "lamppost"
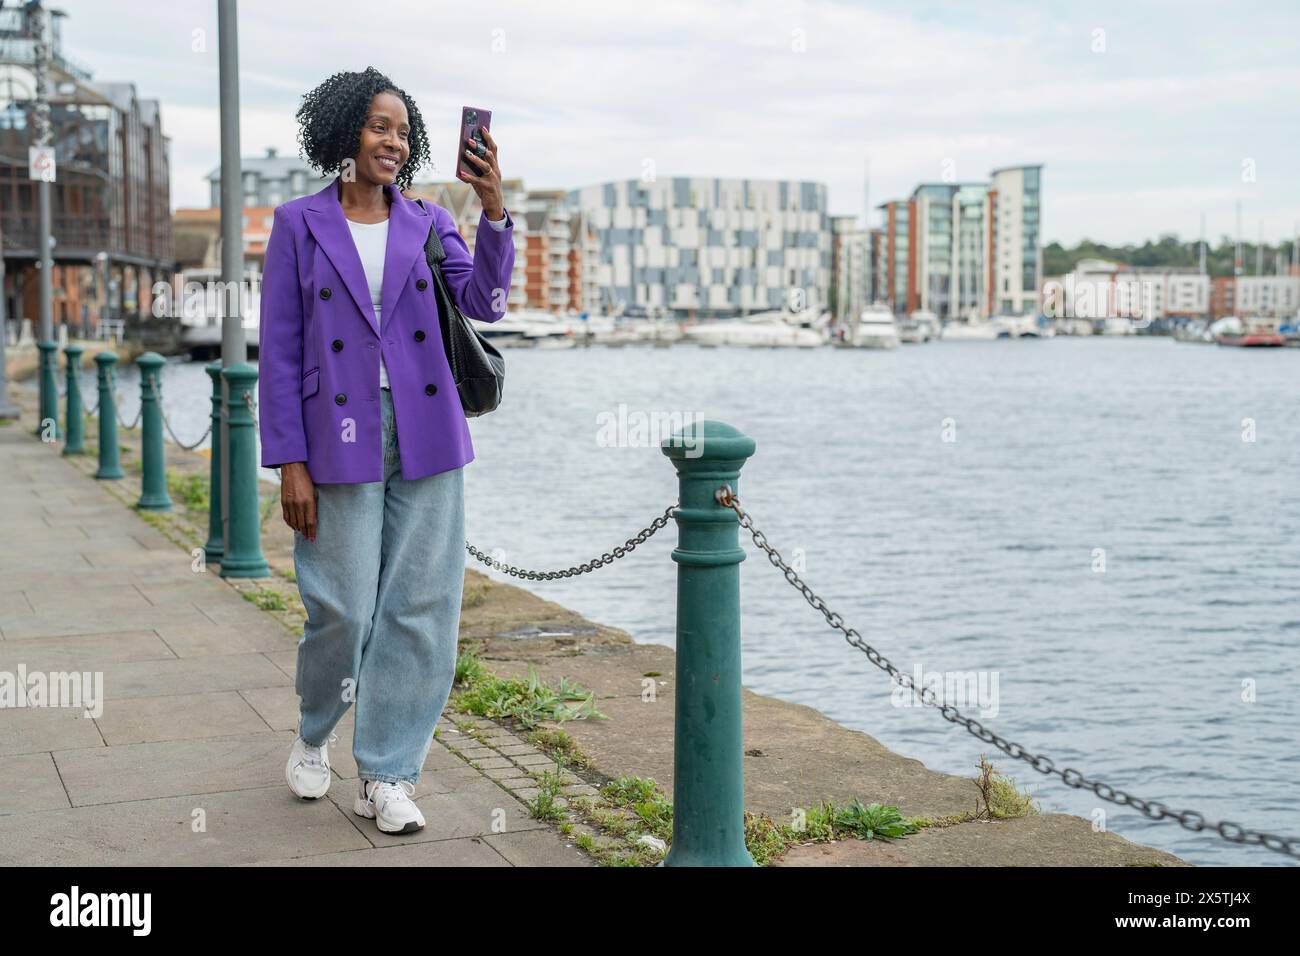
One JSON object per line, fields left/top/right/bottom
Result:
{"left": 215, "top": 0, "right": 266, "bottom": 578}
{"left": 26, "top": 0, "right": 58, "bottom": 438}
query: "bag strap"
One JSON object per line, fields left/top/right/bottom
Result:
{"left": 413, "top": 198, "right": 456, "bottom": 356}
{"left": 414, "top": 198, "right": 448, "bottom": 265}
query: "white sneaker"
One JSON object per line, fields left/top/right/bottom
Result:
{"left": 354, "top": 778, "right": 425, "bottom": 834}
{"left": 285, "top": 728, "right": 337, "bottom": 800}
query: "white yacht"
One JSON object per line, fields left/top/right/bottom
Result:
{"left": 843, "top": 304, "right": 900, "bottom": 348}
{"left": 682, "top": 309, "right": 827, "bottom": 348}
{"left": 898, "top": 309, "right": 937, "bottom": 344}
{"left": 990, "top": 314, "right": 1050, "bottom": 338}
{"left": 574, "top": 310, "right": 684, "bottom": 346}
{"left": 611, "top": 316, "right": 683, "bottom": 345}
{"left": 939, "top": 318, "right": 1000, "bottom": 341}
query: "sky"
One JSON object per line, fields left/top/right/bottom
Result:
{"left": 45, "top": 0, "right": 1300, "bottom": 246}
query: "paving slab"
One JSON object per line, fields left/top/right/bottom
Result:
{"left": 0, "top": 786, "right": 372, "bottom": 866}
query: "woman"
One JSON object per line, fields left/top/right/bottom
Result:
{"left": 257, "top": 67, "right": 514, "bottom": 834}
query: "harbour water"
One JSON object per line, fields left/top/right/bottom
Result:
{"left": 116, "top": 336, "right": 1300, "bottom": 865}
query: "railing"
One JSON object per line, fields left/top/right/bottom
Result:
{"left": 46, "top": 357, "right": 1300, "bottom": 864}
{"left": 52, "top": 346, "right": 266, "bottom": 577}
{"left": 469, "top": 419, "right": 1300, "bottom": 865}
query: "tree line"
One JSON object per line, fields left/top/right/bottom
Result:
{"left": 1043, "top": 235, "right": 1298, "bottom": 278}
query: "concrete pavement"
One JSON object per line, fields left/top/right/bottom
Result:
{"left": 0, "top": 411, "right": 591, "bottom": 867}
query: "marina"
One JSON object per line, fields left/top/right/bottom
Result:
{"left": 148, "top": 285, "right": 1300, "bottom": 361}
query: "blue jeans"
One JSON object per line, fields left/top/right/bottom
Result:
{"left": 292, "top": 387, "right": 465, "bottom": 784}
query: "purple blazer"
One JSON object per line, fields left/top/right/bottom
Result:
{"left": 257, "top": 175, "right": 514, "bottom": 483}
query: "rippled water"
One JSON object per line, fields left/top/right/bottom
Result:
{"left": 127, "top": 337, "right": 1300, "bottom": 865}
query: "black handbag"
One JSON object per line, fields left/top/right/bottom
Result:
{"left": 415, "top": 198, "right": 505, "bottom": 417}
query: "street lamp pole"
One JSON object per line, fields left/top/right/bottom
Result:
{"left": 218, "top": 0, "right": 247, "bottom": 559}
{"left": 215, "top": 0, "right": 265, "bottom": 579}
{"left": 29, "top": 0, "right": 58, "bottom": 436}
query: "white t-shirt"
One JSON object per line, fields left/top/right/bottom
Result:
{"left": 345, "top": 210, "right": 510, "bottom": 390}
{"left": 345, "top": 217, "right": 393, "bottom": 389}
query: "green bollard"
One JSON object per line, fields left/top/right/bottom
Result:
{"left": 203, "top": 361, "right": 225, "bottom": 563}
{"left": 660, "top": 419, "right": 757, "bottom": 867}
{"left": 136, "top": 351, "right": 172, "bottom": 511}
{"left": 62, "top": 343, "right": 85, "bottom": 455}
{"left": 219, "top": 363, "right": 269, "bottom": 578}
{"left": 94, "top": 352, "right": 123, "bottom": 480}
{"left": 36, "top": 340, "right": 59, "bottom": 441}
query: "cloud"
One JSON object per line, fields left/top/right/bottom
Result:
{"left": 49, "top": 0, "right": 1300, "bottom": 245}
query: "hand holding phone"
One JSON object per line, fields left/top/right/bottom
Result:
{"left": 456, "top": 106, "right": 492, "bottom": 181}
{"left": 456, "top": 106, "right": 504, "bottom": 221}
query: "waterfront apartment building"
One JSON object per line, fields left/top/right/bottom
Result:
{"left": 831, "top": 215, "right": 873, "bottom": 323}
{"left": 1209, "top": 276, "right": 1236, "bottom": 318}
{"left": 566, "top": 177, "right": 831, "bottom": 318}
{"left": 876, "top": 198, "right": 911, "bottom": 315}
{"left": 0, "top": 5, "right": 173, "bottom": 333}
{"left": 989, "top": 165, "right": 1042, "bottom": 317}
{"left": 1231, "top": 275, "right": 1300, "bottom": 318}
{"left": 1044, "top": 265, "right": 1297, "bottom": 322}
{"left": 517, "top": 188, "right": 600, "bottom": 314}
{"left": 875, "top": 164, "right": 1043, "bottom": 322}
{"left": 911, "top": 182, "right": 991, "bottom": 321}
{"left": 1209, "top": 275, "right": 1299, "bottom": 319}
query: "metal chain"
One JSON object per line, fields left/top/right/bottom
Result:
{"left": 115, "top": 376, "right": 143, "bottom": 429}
{"left": 466, "top": 504, "right": 676, "bottom": 580}
{"left": 147, "top": 377, "right": 212, "bottom": 450}
{"left": 103, "top": 376, "right": 247, "bottom": 443}
{"left": 715, "top": 484, "right": 1300, "bottom": 862}
{"left": 161, "top": 413, "right": 211, "bottom": 450}
{"left": 118, "top": 401, "right": 142, "bottom": 430}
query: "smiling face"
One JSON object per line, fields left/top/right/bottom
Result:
{"left": 354, "top": 90, "right": 410, "bottom": 186}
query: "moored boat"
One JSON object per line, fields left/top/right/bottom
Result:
{"left": 682, "top": 309, "right": 827, "bottom": 348}
{"left": 844, "top": 303, "right": 900, "bottom": 348}
{"left": 1216, "top": 332, "right": 1286, "bottom": 347}
{"left": 939, "top": 319, "right": 999, "bottom": 341}
{"left": 1212, "top": 315, "right": 1286, "bottom": 347}
{"left": 898, "top": 309, "right": 937, "bottom": 344}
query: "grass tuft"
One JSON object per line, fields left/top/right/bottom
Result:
{"left": 451, "top": 649, "right": 604, "bottom": 730}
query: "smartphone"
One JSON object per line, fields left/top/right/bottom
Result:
{"left": 457, "top": 106, "right": 492, "bottom": 180}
